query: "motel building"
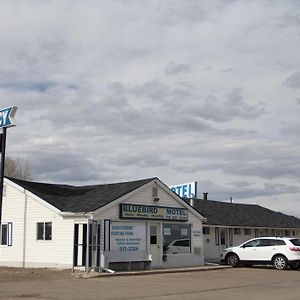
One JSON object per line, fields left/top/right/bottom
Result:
{"left": 170, "top": 182, "right": 300, "bottom": 263}
{"left": 192, "top": 197, "right": 300, "bottom": 263}
{"left": 0, "top": 177, "right": 205, "bottom": 271}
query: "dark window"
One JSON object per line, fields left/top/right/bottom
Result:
{"left": 173, "top": 239, "right": 190, "bottom": 247}
{"left": 37, "top": 222, "right": 52, "bottom": 240}
{"left": 220, "top": 230, "right": 226, "bottom": 245}
{"left": 234, "top": 228, "right": 241, "bottom": 235}
{"left": 45, "top": 222, "right": 52, "bottom": 240}
{"left": 258, "top": 239, "right": 273, "bottom": 247}
{"left": 150, "top": 225, "right": 157, "bottom": 245}
{"left": 290, "top": 239, "right": 300, "bottom": 246}
{"left": 244, "top": 228, "right": 251, "bottom": 235}
{"left": 1, "top": 224, "right": 7, "bottom": 245}
{"left": 203, "top": 227, "right": 210, "bottom": 235}
{"left": 273, "top": 239, "right": 286, "bottom": 246}
{"left": 243, "top": 239, "right": 261, "bottom": 248}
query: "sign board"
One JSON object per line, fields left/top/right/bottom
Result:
{"left": 0, "top": 106, "right": 17, "bottom": 129}
{"left": 169, "top": 181, "right": 198, "bottom": 198}
{"left": 120, "top": 204, "right": 188, "bottom": 221}
{"left": 110, "top": 222, "right": 146, "bottom": 253}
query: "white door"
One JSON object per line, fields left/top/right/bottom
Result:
{"left": 220, "top": 228, "right": 228, "bottom": 251}
{"left": 149, "top": 223, "right": 161, "bottom": 267}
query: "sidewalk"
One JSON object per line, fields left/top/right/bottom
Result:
{"left": 77, "top": 264, "right": 231, "bottom": 279}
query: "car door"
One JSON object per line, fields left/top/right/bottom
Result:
{"left": 252, "top": 239, "right": 274, "bottom": 261}
{"left": 237, "top": 239, "right": 261, "bottom": 261}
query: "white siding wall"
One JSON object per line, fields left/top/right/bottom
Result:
{"left": 0, "top": 183, "right": 26, "bottom": 267}
{"left": 0, "top": 182, "right": 86, "bottom": 268}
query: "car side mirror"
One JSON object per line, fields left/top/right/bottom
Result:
{"left": 242, "top": 244, "right": 246, "bottom": 248}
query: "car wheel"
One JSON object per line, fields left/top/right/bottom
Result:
{"left": 226, "top": 253, "right": 239, "bottom": 267}
{"left": 273, "top": 255, "right": 288, "bottom": 270}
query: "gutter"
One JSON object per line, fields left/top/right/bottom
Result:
{"left": 60, "top": 212, "right": 93, "bottom": 218}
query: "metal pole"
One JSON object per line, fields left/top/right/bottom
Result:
{"left": 0, "top": 127, "right": 7, "bottom": 235}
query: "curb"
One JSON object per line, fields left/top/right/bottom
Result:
{"left": 76, "top": 265, "right": 231, "bottom": 279}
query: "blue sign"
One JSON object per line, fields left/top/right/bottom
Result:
{"left": 0, "top": 106, "right": 17, "bottom": 129}
{"left": 170, "top": 182, "right": 198, "bottom": 198}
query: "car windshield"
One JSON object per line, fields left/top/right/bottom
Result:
{"left": 290, "top": 239, "right": 300, "bottom": 246}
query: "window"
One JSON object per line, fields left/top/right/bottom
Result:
{"left": 284, "top": 230, "right": 290, "bottom": 237}
{"left": 1, "top": 223, "right": 12, "bottom": 246}
{"left": 290, "top": 239, "right": 300, "bottom": 246}
{"left": 1, "top": 224, "right": 7, "bottom": 245}
{"left": 163, "top": 223, "right": 191, "bottom": 254}
{"left": 203, "top": 227, "right": 210, "bottom": 235}
{"left": 173, "top": 239, "right": 190, "bottom": 247}
{"left": 243, "top": 239, "right": 261, "bottom": 248}
{"left": 150, "top": 225, "right": 157, "bottom": 245}
{"left": 37, "top": 222, "right": 52, "bottom": 240}
{"left": 234, "top": 228, "right": 241, "bottom": 235}
{"left": 244, "top": 228, "right": 251, "bottom": 235}
{"left": 273, "top": 239, "right": 286, "bottom": 246}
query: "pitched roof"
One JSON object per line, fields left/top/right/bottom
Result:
{"left": 192, "top": 199, "right": 300, "bottom": 229}
{"left": 7, "top": 177, "right": 155, "bottom": 213}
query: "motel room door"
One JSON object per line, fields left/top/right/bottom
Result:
{"left": 219, "top": 228, "right": 228, "bottom": 252}
{"left": 149, "top": 223, "right": 161, "bottom": 267}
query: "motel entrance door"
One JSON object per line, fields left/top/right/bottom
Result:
{"left": 73, "top": 221, "right": 101, "bottom": 271}
{"left": 149, "top": 223, "right": 161, "bottom": 267}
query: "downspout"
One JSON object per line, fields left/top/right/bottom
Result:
{"left": 22, "top": 193, "right": 28, "bottom": 268}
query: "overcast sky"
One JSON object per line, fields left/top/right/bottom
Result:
{"left": 1, "top": 0, "right": 300, "bottom": 217}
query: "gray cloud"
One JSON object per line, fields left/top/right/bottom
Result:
{"left": 284, "top": 71, "right": 300, "bottom": 89}
{"left": 186, "top": 89, "right": 265, "bottom": 123}
{"left": 199, "top": 180, "right": 300, "bottom": 202}
{"left": 164, "top": 62, "right": 191, "bottom": 76}
{"left": 1, "top": 0, "right": 300, "bottom": 217}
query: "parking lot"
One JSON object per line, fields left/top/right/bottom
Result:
{"left": 0, "top": 266, "right": 300, "bottom": 300}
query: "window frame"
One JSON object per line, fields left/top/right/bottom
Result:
{"left": 37, "top": 222, "right": 52, "bottom": 241}
{"left": 1, "top": 222, "right": 12, "bottom": 246}
{"left": 234, "top": 228, "right": 241, "bottom": 235}
{"left": 203, "top": 227, "right": 210, "bottom": 235}
{"left": 163, "top": 223, "right": 191, "bottom": 255}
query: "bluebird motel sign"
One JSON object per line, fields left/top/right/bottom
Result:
{"left": 120, "top": 204, "right": 188, "bottom": 221}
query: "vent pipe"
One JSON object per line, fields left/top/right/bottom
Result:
{"left": 189, "top": 194, "right": 195, "bottom": 207}
{"left": 203, "top": 193, "right": 208, "bottom": 200}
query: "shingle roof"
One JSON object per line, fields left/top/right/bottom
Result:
{"left": 7, "top": 177, "right": 155, "bottom": 213}
{"left": 192, "top": 199, "right": 300, "bottom": 229}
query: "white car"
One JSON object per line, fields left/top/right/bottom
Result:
{"left": 165, "top": 238, "right": 190, "bottom": 254}
{"left": 221, "top": 237, "right": 300, "bottom": 270}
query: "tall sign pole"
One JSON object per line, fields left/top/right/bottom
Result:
{"left": 0, "top": 106, "right": 17, "bottom": 237}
